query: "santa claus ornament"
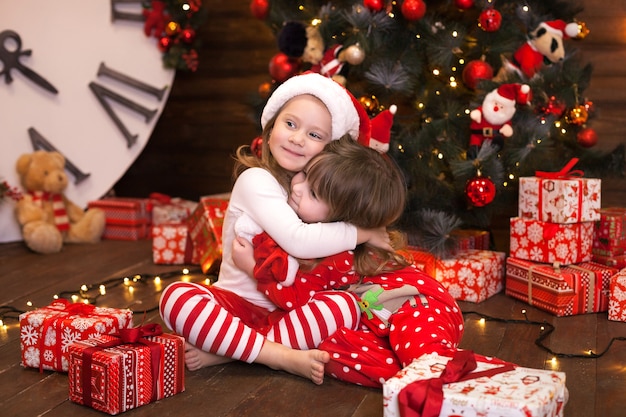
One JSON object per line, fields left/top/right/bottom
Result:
{"left": 468, "top": 83, "right": 531, "bottom": 159}
{"left": 366, "top": 105, "right": 397, "bottom": 153}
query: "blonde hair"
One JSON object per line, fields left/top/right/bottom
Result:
{"left": 304, "top": 137, "right": 410, "bottom": 275}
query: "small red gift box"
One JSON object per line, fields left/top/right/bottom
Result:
{"left": 88, "top": 197, "right": 151, "bottom": 240}
{"left": 68, "top": 324, "right": 185, "bottom": 415}
{"left": 450, "top": 229, "right": 490, "bottom": 252}
{"left": 510, "top": 217, "right": 593, "bottom": 265}
{"left": 152, "top": 223, "right": 197, "bottom": 265}
{"left": 148, "top": 193, "right": 198, "bottom": 226}
{"left": 518, "top": 159, "right": 601, "bottom": 224}
{"left": 505, "top": 258, "right": 618, "bottom": 316}
{"left": 593, "top": 207, "right": 626, "bottom": 257}
{"left": 19, "top": 300, "right": 133, "bottom": 372}
{"left": 187, "top": 196, "right": 229, "bottom": 273}
{"left": 609, "top": 268, "right": 626, "bottom": 322}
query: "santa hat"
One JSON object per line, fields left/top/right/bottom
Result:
{"left": 368, "top": 105, "right": 397, "bottom": 153}
{"left": 261, "top": 72, "right": 370, "bottom": 142}
{"left": 539, "top": 20, "right": 580, "bottom": 39}
{"left": 495, "top": 83, "right": 532, "bottom": 106}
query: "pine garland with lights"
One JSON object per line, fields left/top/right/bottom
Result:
{"left": 250, "top": 0, "right": 625, "bottom": 257}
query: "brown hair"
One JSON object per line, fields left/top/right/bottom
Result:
{"left": 233, "top": 111, "right": 294, "bottom": 192}
{"left": 304, "top": 137, "right": 410, "bottom": 275}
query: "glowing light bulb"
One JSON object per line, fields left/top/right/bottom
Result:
{"left": 81, "top": 284, "right": 88, "bottom": 292}
{"left": 479, "top": 318, "right": 486, "bottom": 325}
{"left": 99, "top": 285, "right": 106, "bottom": 295}
{"left": 26, "top": 301, "right": 33, "bottom": 307}
{"left": 182, "top": 268, "right": 190, "bottom": 275}
{"left": 71, "top": 295, "right": 79, "bottom": 302}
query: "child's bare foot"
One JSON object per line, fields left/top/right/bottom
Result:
{"left": 184, "top": 342, "right": 233, "bottom": 371}
{"left": 256, "top": 341, "right": 330, "bottom": 385}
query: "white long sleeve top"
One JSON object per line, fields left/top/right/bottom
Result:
{"left": 214, "top": 167, "right": 358, "bottom": 311}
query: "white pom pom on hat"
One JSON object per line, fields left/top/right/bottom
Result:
{"left": 261, "top": 72, "right": 370, "bottom": 143}
{"left": 540, "top": 19, "right": 580, "bottom": 39}
{"left": 495, "top": 83, "right": 532, "bottom": 105}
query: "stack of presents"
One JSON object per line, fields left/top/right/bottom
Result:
{"left": 384, "top": 159, "right": 626, "bottom": 416}
{"left": 22, "top": 163, "right": 626, "bottom": 415}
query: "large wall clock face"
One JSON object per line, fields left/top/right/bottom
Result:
{"left": 0, "top": 0, "right": 176, "bottom": 243}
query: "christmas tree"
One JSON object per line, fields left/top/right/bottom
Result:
{"left": 249, "top": 0, "right": 625, "bottom": 256}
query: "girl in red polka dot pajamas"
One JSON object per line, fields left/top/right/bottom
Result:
{"left": 233, "top": 138, "right": 465, "bottom": 388}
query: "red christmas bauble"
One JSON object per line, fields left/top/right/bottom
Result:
{"left": 180, "top": 28, "right": 196, "bottom": 44}
{"left": 455, "top": 0, "right": 474, "bottom": 9}
{"left": 462, "top": 59, "right": 493, "bottom": 90}
{"left": 364, "top": 0, "right": 384, "bottom": 12}
{"left": 250, "top": 0, "right": 270, "bottom": 20}
{"left": 577, "top": 128, "right": 598, "bottom": 148}
{"left": 478, "top": 9, "right": 502, "bottom": 32}
{"left": 401, "top": 0, "right": 427, "bottom": 21}
{"left": 465, "top": 176, "right": 496, "bottom": 207}
{"left": 269, "top": 53, "right": 300, "bottom": 83}
{"left": 158, "top": 36, "right": 172, "bottom": 52}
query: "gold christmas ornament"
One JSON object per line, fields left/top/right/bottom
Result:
{"left": 565, "top": 105, "right": 588, "bottom": 125}
{"left": 359, "top": 95, "right": 380, "bottom": 113}
{"left": 165, "top": 21, "right": 181, "bottom": 36}
{"left": 574, "top": 21, "right": 590, "bottom": 40}
{"left": 343, "top": 44, "right": 366, "bottom": 65}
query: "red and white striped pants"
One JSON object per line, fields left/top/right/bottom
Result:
{"left": 159, "top": 281, "right": 360, "bottom": 363}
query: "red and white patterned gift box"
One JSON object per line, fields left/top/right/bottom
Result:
{"left": 152, "top": 223, "right": 197, "bottom": 265}
{"left": 608, "top": 268, "right": 626, "bottom": 322}
{"left": 383, "top": 351, "right": 567, "bottom": 417}
{"left": 88, "top": 197, "right": 151, "bottom": 240}
{"left": 518, "top": 164, "right": 601, "bottom": 224}
{"left": 68, "top": 326, "right": 185, "bottom": 415}
{"left": 19, "top": 300, "right": 132, "bottom": 372}
{"left": 149, "top": 193, "right": 198, "bottom": 226}
{"left": 593, "top": 253, "right": 626, "bottom": 269}
{"left": 435, "top": 249, "right": 505, "bottom": 303}
{"left": 510, "top": 217, "right": 593, "bottom": 265}
{"left": 187, "top": 196, "right": 229, "bottom": 273}
{"left": 593, "top": 207, "right": 626, "bottom": 257}
{"left": 450, "top": 229, "right": 490, "bottom": 252}
{"left": 505, "top": 258, "right": 618, "bottom": 316}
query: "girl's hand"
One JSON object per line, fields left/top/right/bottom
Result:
{"left": 357, "top": 226, "right": 393, "bottom": 252}
{"left": 232, "top": 236, "right": 256, "bottom": 276}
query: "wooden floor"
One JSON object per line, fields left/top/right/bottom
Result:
{"left": 2, "top": 239, "right": 626, "bottom": 417}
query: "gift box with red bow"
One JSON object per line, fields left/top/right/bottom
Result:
{"left": 518, "top": 159, "right": 601, "bottom": 224}
{"left": 383, "top": 350, "right": 567, "bottom": 417}
{"left": 68, "top": 324, "right": 185, "bottom": 415}
{"left": 148, "top": 193, "right": 198, "bottom": 226}
{"left": 608, "top": 268, "right": 626, "bottom": 322}
{"left": 88, "top": 197, "right": 151, "bottom": 240}
{"left": 505, "top": 258, "right": 618, "bottom": 316}
{"left": 187, "top": 195, "right": 229, "bottom": 273}
{"left": 510, "top": 217, "right": 593, "bottom": 265}
{"left": 19, "top": 300, "right": 133, "bottom": 372}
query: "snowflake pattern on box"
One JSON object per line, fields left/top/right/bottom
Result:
{"left": 152, "top": 223, "right": 195, "bottom": 265}
{"left": 510, "top": 217, "right": 593, "bottom": 265}
{"left": 609, "top": 268, "right": 626, "bottom": 322}
{"left": 19, "top": 300, "right": 132, "bottom": 372}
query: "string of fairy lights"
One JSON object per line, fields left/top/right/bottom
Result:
{"left": 1, "top": 266, "right": 625, "bottom": 365}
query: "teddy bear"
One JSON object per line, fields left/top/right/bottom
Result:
{"left": 509, "top": 19, "right": 581, "bottom": 78}
{"left": 277, "top": 21, "right": 365, "bottom": 86}
{"left": 14, "top": 150, "right": 106, "bottom": 254}
{"left": 467, "top": 83, "right": 531, "bottom": 159}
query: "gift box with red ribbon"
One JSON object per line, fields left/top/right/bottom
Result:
{"left": 518, "top": 158, "right": 601, "bottom": 224}
{"left": 19, "top": 300, "right": 133, "bottom": 372}
{"left": 187, "top": 196, "right": 229, "bottom": 273}
{"left": 88, "top": 197, "right": 151, "bottom": 240}
{"left": 505, "top": 258, "right": 618, "bottom": 317}
{"left": 592, "top": 207, "right": 626, "bottom": 257}
{"left": 148, "top": 193, "right": 198, "bottom": 226}
{"left": 510, "top": 217, "right": 593, "bottom": 265}
{"left": 152, "top": 223, "right": 197, "bottom": 265}
{"left": 68, "top": 324, "right": 185, "bottom": 415}
{"left": 608, "top": 268, "right": 626, "bottom": 322}
{"left": 383, "top": 350, "right": 567, "bottom": 417}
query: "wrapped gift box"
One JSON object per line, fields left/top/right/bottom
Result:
{"left": 608, "top": 268, "right": 626, "bottom": 322}
{"left": 88, "top": 197, "right": 151, "bottom": 240}
{"left": 152, "top": 223, "right": 197, "bottom": 265}
{"left": 149, "top": 193, "right": 198, "bottom": 226}
{"left": 510, "top": 217, "right": 593, "bottom": 265}
{"left": 518, "top": 175, "right": 601, "bottom": 224}
{"left": 68, "top": 326, "right": 185, "bottom": 415}
{"left": 187, "top": 196, "right": 229, "bottom": 273}
{"left": 383, "top": 351, "right": 567, "bottom": 417}
{"left": 435, "top": 249, "right": 505, "bottom": 303}
{"left": 592, "top": 253, "right": 626, "bottom": 269}
{"left": 451, "top": 229, "right": 490, "bottom": 252}
{"left": 593, "top": 208, "right": 626, "bottom": 257}
{"left": 505, "top": 258, "right": 618, "bottom": 317}
{"left": 19, "top": 300, "right": 132, "bottom": 372}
